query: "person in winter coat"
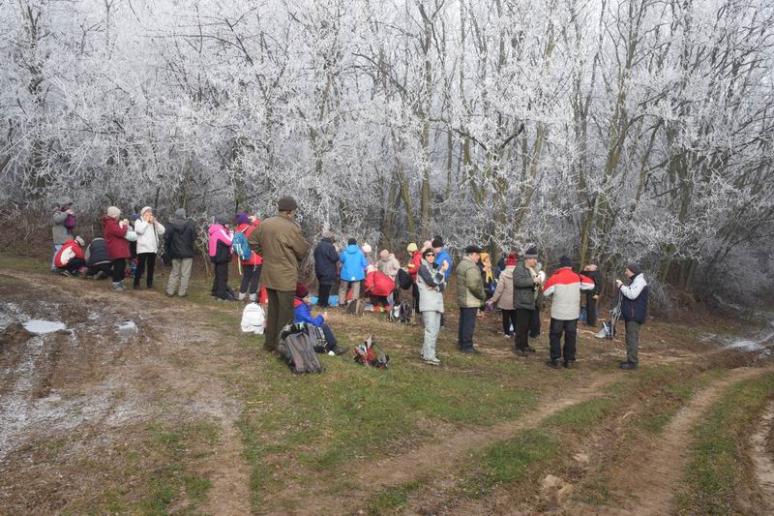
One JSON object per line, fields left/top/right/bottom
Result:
{"left": 362, "top": 243, "right": 374, "bottom": 265}
{"left": 479, "top": 252, "right": 496, "bottom": 301}
{"left": 582, "top": 263, "right": 601, "bottom": 326}
{"left": 338, "top": 238, "right": 368, "bottom": 305}
{"left": 488, "top": 254, "right": 518, "bottom": 336}
{"left": 133, "top": 206, "right": 165, "bottom": 289}
{"left": 456, "top": 245, "right": 486, "bottom": 353}
{"left": 543, "top": 256, "right": 595, "bottom": 368}
{"left": 248, "top": 196, "right": 309, "bottom": 352}
{"left": 512, "top": 246, "right": 544, "bottom": 355}
{"left": 102, "top": 206, "right": 132, "bottom": 291}
{"left": 417, "top": 247, "right": 448, "bottom": 365}
{"left": 364, "top": 265, "right": 395, "bottom": 310}
{"left": 208, "top": 215, "right": 234, "bottom": 301}
{"left": 235, "top": 211, "right": 263, "bottom": 301}
{"left": 432, "top": 237, "right": 453, "bottom": 282}
{"left": 378, "top": 249, "right": 401, "bottom": 304}
{"left": 293, "top": 282, "right": 345, "bottom": 355}
{"left": 314, "top": 231, "right": 339, "bottom": 307}
{"left": 164, "top": 208, "right": 197, "bottom": 297}
{"left": 85, "top": 237, "right": 112, "bottom": 279}
{"left": 617, "top": 263, "right": 648, "bottom": 370}
{"left": 54, "top": 236, "right": 87, "bottom": 276}
{"left": 406, "top": 242, "right": 420, "bottom": 281}
{"left": 51, "top": 198, "right": 76, "bottom": 271}
{"left": 410, "top": 240, "right": 432, "bottom": 313}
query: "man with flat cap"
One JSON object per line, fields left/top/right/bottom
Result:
{"left": 456, "top": 244, "right": 486, "bottom": 353}
{"left": 249, "top": 196, "right": 310, "bottom": 352}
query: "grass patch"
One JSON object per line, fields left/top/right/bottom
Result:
{"left": 366, "top": 480, "right": 423, "bottom": 515}
{"left": 676, "top": 372, "right": 774, "bottom": 515}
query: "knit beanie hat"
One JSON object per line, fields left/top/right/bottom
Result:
{"left": 506, "top": 254, "right": 518, "bottom": 267}
{"left": 106, "top": 206, "right": 121, "bottom": 219}
{"left": 174, "top": 208, "right": 186, "bottom": 218}
{"left": 626, "top": 262, "right": 641, "bottom": 275}
{"left": 406, "top": 242, "right": 418, "bottom": 253}
{"left": 295, "top": 282, "right": 309, "bottom": 299}
{"left": 235, "top": 212, "right": 250, "bottom": 225}
{"left": 74, "top": 236, "right": 85, "bottom": 247}
{"left": 278, "top": 196, "right": 298, "bottom": 212}
{"left": 140, "top": 206, "right": 153, "bottom": 217}
{"left": 559, "top": 255, "right": 573, "bottom": 268}
{"left": 524, "top": 246, "right": 538, "bottom": 259}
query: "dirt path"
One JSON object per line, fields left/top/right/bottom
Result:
{"left": 751, "top": 400, "right": 774, "bottom": 512}
{"left": 0, "top": 270, "right": 252, "bottom": 513}
{"left": 602, "top": 367, "right": 766, "bottom": 515}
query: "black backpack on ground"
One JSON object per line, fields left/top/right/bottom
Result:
{"left": 397, "top": 268, "right": 412, "bottom": 290}
{"left": 278, "top": 324, "right": 323, "bottom": 374}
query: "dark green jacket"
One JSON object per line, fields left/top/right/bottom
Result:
{"left": 513, "top": 262, "right": 537, "bottom": 310}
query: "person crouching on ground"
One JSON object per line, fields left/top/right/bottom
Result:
{"left": 85, "top": 236, "right": 112, "bottom": 279}
{"left": 456, "top": 245, "right": 486, "bottom": 354}
{"left": 364, "top": 264, "right": 395, "bottom": 311}
{"left": 418, "top": 247, "right": 448, "bottom": 365}
{"left": 542, "top": 255, "right": 595, "bottom": 368}
{"left": 133, "top": 206, "right": 165, "bottom": 289}
{"left": 208, "top": 215, "right": 234, "bottom": 301}
{"left": 617, "top": 263, "right": 648, "bottom": 370}
{"left": 54, "top": 236, "right": 87, "bottom": 276}
{"left": 293, "top": 282, "right": 345, "bottom": 355}
{"left": 488, "top": 253, "right": 518, "bottom": 336}
{"left": 102, "top": 206, "right": 131, "bottom": 291}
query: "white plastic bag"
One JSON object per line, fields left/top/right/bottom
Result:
{"left": 241, "top": 302, "right": 265, "bottom": 334}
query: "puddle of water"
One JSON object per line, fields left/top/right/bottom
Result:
{"left": 725, "top": 330, "right": 774, "bottom": 353}
{"left": 22, "top": 320, "right": 66, "bottom": 334}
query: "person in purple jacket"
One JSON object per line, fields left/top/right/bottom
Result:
{"left": 293, "top": 282, "right": 346, "bottom": 355}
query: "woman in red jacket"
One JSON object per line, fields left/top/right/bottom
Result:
{"left": 235, "top": 212, "right": 263, "bottom": 302}
{"left": 102, "top": 206, "right": 132, "bottom": 291}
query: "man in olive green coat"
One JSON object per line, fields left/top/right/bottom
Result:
{"left": 248, "top": 196, "right": 310, "bottom": 351}
{"left": 456, "top": 245, "right": 486, "bottom": 353}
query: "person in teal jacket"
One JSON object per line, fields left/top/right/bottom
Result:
{"left": 338, "top": 238, "right": 367, "bottom": 305}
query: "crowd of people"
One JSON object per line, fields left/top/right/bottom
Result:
{"left": 50, "top": 196, "right": 649, "bottom": 370}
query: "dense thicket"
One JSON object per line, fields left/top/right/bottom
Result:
{"left": 1, "top": 0, "right": 773, "bottom": 300}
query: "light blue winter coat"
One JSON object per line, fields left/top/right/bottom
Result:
{"left": 339, "top": 244, "right": 367, "bottom": 281}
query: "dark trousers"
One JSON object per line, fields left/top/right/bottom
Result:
{"left": 458, "top": 307, "right": 478, "bottom": 350}
{"left": 515, "top": 309, "right": 533, "bottom": 350}
{"left": 549, "top": 318, "right": 578, "bottom": 363}
{"left": 585, "top": 293, "right": 598, "bottom": 326}
{"left": 61, "top": 257, "right": 86, "bottom": 273}
{"left": 87, "top": 263, "right": 112, "bottom": 278}
{"left": 529, "top": 307, "right": 541, "bottom": 338}
{"left": 111, "top": 259, "right": 126, "bottom": 283}
{"left": 265, "top": 289, "right": 295, "bottom": 352}
{"left": 240, "top": 264, "right": 262, "bottom": 295}
{"left": 321, "top": 323, "right": 337, "bottom": 351}
{"left": 501, "top": 309, "right": 517, "bottom": 335}
{"left": 317, "top": 282, "right": 333, "bottom": 307}
{"left": 134, "top": 252, "right": 156, "bottom": 287}
{"left": 412, "top": 283, "right": 420, "bottom": 312}
{"left": 212, "top": 261, "right": 229, "bottom": 299}
{"left": 371, "top": 295, "right": 389, "bottom": 307}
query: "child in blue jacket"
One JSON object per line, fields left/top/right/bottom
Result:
{"left": 293, "top": 283, "right": 345, "bottom": 354}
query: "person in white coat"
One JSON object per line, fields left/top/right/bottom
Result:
{"left": 417, "top": 247, "right": 449, "bottom": 366}
{"left": 133, "top": 206, "right": 166, "bottom": 289}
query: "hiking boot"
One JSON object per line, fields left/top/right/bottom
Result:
{"left": 546, "top": 360, "right": 561, "bottom": 369}
{"left": 112, "top": 282, "right": 125, "bottom": 291}
{"left": 238, "top": 292, "right": 246, "bottom": 301}
{"left": 513, "top": 348, "right": 528, "bottom": 357}
{"left": 59, "top": 270, "right": 72, "bottom": 277}
{"left": 94, "top": 270, "right": 106, "bottom": 280}
{"left": 563, "top": 360, "right": 575, "bottom": 369}
{"left": 332, "top": 346, "right": 348, "bottom": 356}
{"left": 460, "top": 347, "right": 480, "bottom": 354}
{"left": 249, "top": 294, "right": 257, "bottom": 302}
{"left": 619, "top": 361, "right": 638, "bottom": 370}
{"left": 423, "top": 357, "right": 442, "bottom": 366}
{"left": 526, "top": 345, "right": 537, "bottom": 353}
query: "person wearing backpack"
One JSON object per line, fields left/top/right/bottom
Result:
{"left": 51, "top": 197, "right": 76, "bottom": 272}
{"left": 338, "top": 238, "right": 368, "bottom": 306}
{"left": 617, "top": 263, "right": 648, "bottom": 370}
{"left": 132, "top": 207, "right": 165, "bottom": 289}
{"left": 164, "top": 208, "right": 197, "bottom": 297}
{"left": 417, "top": 247, "right": 448, "bottom": 365}
{"left": 208, "top": 215, "right": 234, "bottom": 301}
{"left": 248, "top": 196, "right": 309, "bottom": 352}
{"left": 235, "top": 212, "right": 262, "bottom": 302}
{"left": 542, "top": 256, "right": 595, "bottom": 368}
{"left": 293, "top": 282, "right": 345, "bottom": 355}
{"left": 313, "top": 231, "right": 339, "bottom": 307}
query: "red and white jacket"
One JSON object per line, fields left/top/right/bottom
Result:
{"left": 543, "top": 267, "right": 595, "bottom": 320}
{"left": 54, "top": 239, "right": 85, "bottom": 268}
